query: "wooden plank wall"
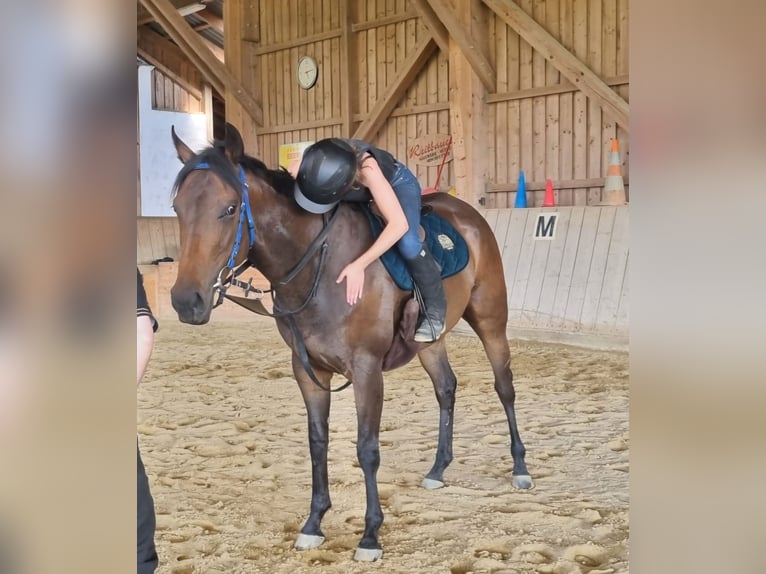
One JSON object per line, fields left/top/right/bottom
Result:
{"left": 137, "top": 217, "right": 180, "bottom": 264}
{"left": 250, "top": 0, "right": 452, "bottom": 190}
{"left": 246, "top": 0, "right": 627, "bottom": 206}
{"left": 474, "top": 206, "right": 629, "bottom": 347}
{"left": 150, "top": 68, "right": 204, "bottom": 113}
{"left": 137, "top": 68, "right": 202, "bottom": 265}
{"left": 486, "top": 0, "right": 629, "bottom": 207}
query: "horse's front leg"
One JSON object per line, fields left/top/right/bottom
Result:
{"left": 292, "top": 354, "right": 333, "bottom": 550}
{"left": 351, "top": 364, "right": 385, "bottom": 561}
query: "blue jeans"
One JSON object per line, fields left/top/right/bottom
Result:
{"left": 389, "top": 163, "right": 424, "bottom": 259}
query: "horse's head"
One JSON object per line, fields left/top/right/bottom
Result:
{"left": 170, "top": 123, "right": 253, "bottom": 324}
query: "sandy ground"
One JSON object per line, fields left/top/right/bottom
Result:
{"left": 138, "top": 317, "right": 628, "bottom": 574}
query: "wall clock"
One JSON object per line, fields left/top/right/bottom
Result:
{"left": 297, "top": 56, "right": 318, "bottom": 90}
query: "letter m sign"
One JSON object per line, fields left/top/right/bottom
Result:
{"left": 534, "top": 213, "right": 558, "bottom": 240}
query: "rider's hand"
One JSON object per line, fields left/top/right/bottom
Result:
{"left": 336, "top": 261, "right": 366, "bottom": 305}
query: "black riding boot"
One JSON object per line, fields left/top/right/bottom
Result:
{"left": 406, "top": 247, "right": 447, "bottom": 343}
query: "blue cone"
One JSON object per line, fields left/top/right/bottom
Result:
{"left": 514, "top": 171, "right": 527, "bottom": 208}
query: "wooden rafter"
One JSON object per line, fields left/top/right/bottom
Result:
{"left": 197, "top": 8, "right": 223, "bottom": 33}
{"left": 353, "top": 36, "right": 439, "bottom": 141}
{"left": 423, "top": 0, "right": 496, "bottom": 92}
{"left": 199, "top": 34, "right": 224, "bottom": 62}
{"left": 139, "top": 0, "right": 263, "bottom": 126}
{"left": 137, "top": 26, "right": 202, "bottom": 98}
{"left": 482, "top": 0, "right": 629, "bottom": 130}
{"left": 137, "top": 1, "right": 206, "bottom": 26}
{"left": 410, "top": 0, "right": 449, "bottom": 53}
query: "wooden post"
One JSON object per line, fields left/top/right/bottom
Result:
{"left": 340, "top": 0, "right": 359, "bottom": 137}
{"left": 203, "top": 83, "right": 214, "bottom": 142}
{"left": 449, "top": 0, "right": 489, "bottom": 207}
{"left": 223, "top": 0, "right": 258, "bottom": 153}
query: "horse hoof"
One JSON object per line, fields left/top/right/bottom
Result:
{"left": 354, "top": 547, "right": 383, "bottom": 562}
{"left": 512, "top": 474, "right": 534, "bottom": 490}
{"left": 294, "top": 533, "right": 325, "bottom": 550}
{"left": 421, "top": 477, "right": 445, "bottom": 490}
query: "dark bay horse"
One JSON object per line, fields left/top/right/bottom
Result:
{"left": 169, "top": 123, "right": 532, "bottom": 561}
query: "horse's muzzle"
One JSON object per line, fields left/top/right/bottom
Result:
{"left": 171, "top": 287, "right": 211, "bottom": 324}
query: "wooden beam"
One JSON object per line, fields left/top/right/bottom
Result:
{"left": 250, "top": 29, "right": 342, "bottom": 55}
{"left": 353, "top": 36, "right": 438, "bottom": 141}
{"left": 139, "top": 0, "right": 263, "bottom": 125}
{"left": 410, "top": 0, "right": 449, "bottom": 53}
{"left": 197, "top": 8, "right": 223, "bottom": 33}
{"left": 137, "top": 27, "right": 202, "bottom": 98}
{"left": 351, "top": 10, "right": 417, "bottom": 33}
{"left": 224, "top": 0, "right": 259, "bottom": 153}
{"left": 340, "top": 0, "right": 358, "bottom": 137}
{"left": 199, "top": 34, "right": 224, "bottom": 62}
{"left": 449, "top": 0, "right": 490, "bottom": 207}
{"left": 203, "top": 83, "right": 214, "bottom": 141}
{"left": 487, "top": 74, "right": 630, "bottom": 103}
{"left": 258, "top": 118, "right": 342, "bottom": 136}
{"left": 352, "top": 101, "right": 451, "bottom": 122}
{"left": 482, "top": 0, "right": 630, "bottom": 130}
{"left": 488, "top": 177, "right": 630, "bottom": 193}
{"left": 424, "top": 0, "right": 496, "bottom": 92}
{"left": 137, "top": 1, "right": 206, "bottom": 26}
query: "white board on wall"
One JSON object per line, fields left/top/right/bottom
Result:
{"left": 138, "top": 65, "right": 209, "bottom": 217}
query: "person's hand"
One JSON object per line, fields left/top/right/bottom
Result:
{"left": 336, "top": 261, "right": 366, "bottom": 305}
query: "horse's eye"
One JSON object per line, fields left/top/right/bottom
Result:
{"left": 225, "top": 205, "right": 237, "bottom": 217}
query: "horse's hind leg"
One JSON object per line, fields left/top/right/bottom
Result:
{"left": 463, "top": 308, "right": 533, "bottom": 489}
{"left": 292, "top": 356, "right": 334, "bottom": 550}
{"left": 417, "top": 340, "right": 457, "bottom": 489}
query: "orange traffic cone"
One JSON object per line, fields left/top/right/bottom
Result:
{"left": 602, "top": 139, "right": 626, "bottom": 205}
{"left": 542, "top": 179, "right": 556, "bottom": 207}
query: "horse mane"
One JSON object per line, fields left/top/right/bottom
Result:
{"left": 172, "top": 142, "right": 297, "bottom": 202}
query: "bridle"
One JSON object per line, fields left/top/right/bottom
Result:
{"left": 189, "top": 161, "right": 256, "bottom": 307}
{"left": 186, "top": 159, "right": 350, "bottom": 393}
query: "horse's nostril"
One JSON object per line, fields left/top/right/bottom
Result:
{"left": 171, "top": 289, "right": 205, "bottom": 319}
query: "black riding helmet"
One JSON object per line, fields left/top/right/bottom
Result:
{"left": 294, "top": 138, "right": 357, "bottom": 214}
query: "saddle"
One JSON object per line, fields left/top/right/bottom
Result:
{"left": 361, "top": 204, "right": 469, "bottom": 291}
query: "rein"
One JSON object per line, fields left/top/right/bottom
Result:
{"left": 189, "top": 159, "right": 351, "bottom": 393}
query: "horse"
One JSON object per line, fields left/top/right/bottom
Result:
{"left": 169, "top": 123, "right": 532, "bottom": 561}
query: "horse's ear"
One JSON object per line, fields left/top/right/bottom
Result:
{"left": 224, "top": 122, "right": 244, "bottom": 164}
{"left": 171, "top": 125, "right": 195, "bottom": 164}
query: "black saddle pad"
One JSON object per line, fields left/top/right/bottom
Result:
{"left": 362, "top": 205, "right": 469, "bottom": 291}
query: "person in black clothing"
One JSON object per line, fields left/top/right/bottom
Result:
{"left": 137, "top": 269, "right": 158, "bottom": 573}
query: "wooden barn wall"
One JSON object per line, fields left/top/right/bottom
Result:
{"left": 486, "top": 0, "right": 629, "bottom": 207}
{"left": 466, "top": 205, "right": 629, "bottom": 348}
{"left": 137, "top": 69, "right": 202, "bottom": 264}
{"left": 248, "top": 0, "right": 448, "bottom": 187}
{"left": 137, "top": 217, "right": 180, "bottom": 265}
{"left": 244, "top": 0, "right": 628, "bottom": 205}
{"left": 150, "top": 68, "right": 203, "bottom": 113}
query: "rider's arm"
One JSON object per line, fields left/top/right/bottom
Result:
{"left": 351, "top": 154, "right": 408, "bottom": 269}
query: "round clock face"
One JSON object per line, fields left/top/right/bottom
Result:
{"left": 297, "top": 56, "right": 318, "bottom": 89}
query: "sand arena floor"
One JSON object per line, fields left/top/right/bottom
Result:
{"left": 138, "top": 317, "right": 628, "bottom": 574}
